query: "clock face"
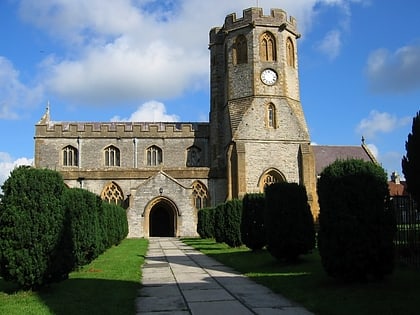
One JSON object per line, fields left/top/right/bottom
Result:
{"left": 261, "top": 69, "right": 277, "bottom": 85}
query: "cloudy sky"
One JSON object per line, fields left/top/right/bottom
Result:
{"left": 1, "top": 0, "right": 419, "bottom": 186}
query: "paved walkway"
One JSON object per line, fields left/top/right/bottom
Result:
{"left": 135, "top": 237, "right": 314, "bottom": 315}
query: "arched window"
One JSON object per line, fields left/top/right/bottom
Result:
{"left": 63, "top": 145, "right": 78, "bottom": 166}
{"left": 186, "top": 146, "right": 201, "bottom": 167}
{"left": 258, "top": 169, "right": 285, "bottom": 192}
{"left": 101, "top": 181, "right": 124, "bottom": 205}
{"left": 233, "top": 35, "right": 247, "bottom": 64}
{"left": 260, "top": 32, "right": 276, "bottom": 61}
{"left": 192, "top": 181, "right": 209, "bottom": 210}
{"left": 267, "top": 103, "right": 276, "bottom": 128}
{"left": 286, "top": 37, "right": 295, "bottom": 68}
{"left": 147, "top": 145, "right": 162, "bottom": 166}
{"left": 104, "top": 145, "right": 120, "bottom": 166}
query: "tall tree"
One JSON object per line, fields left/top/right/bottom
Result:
{"left": 402, "top": 111, "right": 420, "bottom": 205}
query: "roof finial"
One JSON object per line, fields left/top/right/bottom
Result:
{"left": 38, "top": 100, "right": 51, "bottom": 124}
{"left": 361, "top": 136, "right": 365, "bottom": 145}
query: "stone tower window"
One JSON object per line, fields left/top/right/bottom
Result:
{"left": 62, "top": 145, "right": 78, "bottom": 166}
{"left": 233, "top": 35, "right": 247, "bottom": 64}
{"left": 286, "top": 37, "right": 295, "bottom": 68}
{"left": 192, "top": 181, "right": 209, "bottom": 209}
{"left": 147, "top": 145, "right": 162, "bottom": 166}
{"left": 259, "top": 169, "right": 285, "bottom": 192}
{"left": 267, "top": 103, "right": 276, "bottom": 128}
{"left": 186, "top": 146, "right": 201, "bottom": 167}
{"left": 101, "top": 181, "right": 124, "bottom": 205}
{"left": 104, "top": 145, "right": 120, "bottom": 166}
{"left": 260, "top": 32, "right": 276, "bottom": 61}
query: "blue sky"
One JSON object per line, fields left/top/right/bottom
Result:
{"left": 1, "top": 0, "right": 419, "bottom": 185}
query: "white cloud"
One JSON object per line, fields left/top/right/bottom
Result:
{"left": 111, "top": 100, "right": 179, "bottom": 122}
{"left": 0, "top": 57, "right": 43, "bottom": 119}
{"left": 13, "top": 0, "right": 361, "bottom": 106}
{"left": 0, "top": 152, "right": 33, "bottom": 188}
{"left": 315, "top": 30, "right": 342, "bottom": 60}
{"left": 366, "top": 44, "right": 420, "bottom": 93}
{"left": 356, "top": 110, "right": 411, "bottom": 139}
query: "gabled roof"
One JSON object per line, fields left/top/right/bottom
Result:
{"left": 312, "top": 144, "right": 377, "bottom": 176}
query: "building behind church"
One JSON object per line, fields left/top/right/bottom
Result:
{"left": 34, "top": 7, "right": 375, "bottom": 238}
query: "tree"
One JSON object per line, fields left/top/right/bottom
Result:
{"left": 318, "top": 159, "right": 396, "bottom": 281}
{"left": 402, "top": 111, "right": 420, "bottom": 205}
{"left": 264, "top": 182, "right": 315, "bottom": 262}
{"left": 0, "top": 166, "right": 67, "bottom": 289}
{"left": 241, "top": 193, "right": 266, "bottom": 251}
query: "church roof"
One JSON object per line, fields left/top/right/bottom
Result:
{"left": 312, "top": 144, "right": 377, "bottom": 176}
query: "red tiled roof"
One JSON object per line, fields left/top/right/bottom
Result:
{"left": 388, "top": 181, "right": 409, "bottom": 196}
{"left": 312, "top": 145, "right": 375, "bottom": 175}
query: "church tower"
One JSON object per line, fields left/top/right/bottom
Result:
{"left": 209, "top": 8, "right": 317, "bottom": 214}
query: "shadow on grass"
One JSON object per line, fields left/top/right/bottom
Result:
{"left": 1, "top": 277, "right": 140, "bottom": 315}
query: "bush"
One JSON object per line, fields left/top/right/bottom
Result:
{"left": 214, "top": 203, "right": 226, "bottom": 244}
{"left": 241, "top": 193, "right": 266, "bottom": 250}
{"left": 100, "top": 202, "right": 128, "bottom": 248}
{"left": 61, "top": 188, "right": 102, "bottom": 267}
{"left": 0, "top": 166, "right": 66, "bottom": 289}
{"left": 222, "top": 199, "right": 243, "bottom": 247}
{"left": 317, "top": 159, "right": 396, "bottom": 281}
{"left": 197, "top": 207, "right": 215, "bottom": 238}
{"left": 264, "top": 182, "right": 315, "bottom": 262}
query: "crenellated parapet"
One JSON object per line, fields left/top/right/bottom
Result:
{"left": 210, "top": 7, "right": 299, "bottom": 44}
{"left": 35, "top": 121, "right": 210, "bottom": 138}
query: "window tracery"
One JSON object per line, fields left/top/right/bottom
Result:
{"left": 286, "top": 37, "right": 295, "bottom": 67}
{"left": 101, "top": 181, "right": 124, "bottom": 205}
{"left": 186, "top": 146, "right": 201, "bottom": 167}
{"left": 259, "top": 170, "right": 285, "bottom": 192}
{"left": 104, "top": 145, "right": 120, "bottom": 166}
{"left": 260, "top": 32, "right": 276, "bottom": 61}
{"left": 63, "top": 145, "right": 78, "bottom": 166}
{"left": 233, "top": 35, "right": 247, "bottom": 64}
{"left": 147, "top": 145, "right": 162, "bottom": 166}
{"left": 192, "top": 181, "right": 209, "bottom": 209}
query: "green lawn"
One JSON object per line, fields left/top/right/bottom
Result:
{"left": 183, "top": 238, "right": 420, "bottom": 315}
{"left": 0, "top": 238, "right": 148, "bottom": 315}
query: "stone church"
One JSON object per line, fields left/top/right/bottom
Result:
{"left": 34, "top": 7, "right": 375, "bottom": 238}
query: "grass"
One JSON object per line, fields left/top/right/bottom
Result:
{"left": 0, "top": 238, "right": 148, "bottom": 315}
{"left": 183, "top": 238, "right": 420, "bottom": 315}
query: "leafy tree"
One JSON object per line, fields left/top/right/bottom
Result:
{"left": 402, "top": 111, "right": 420, "bottom": 205}
{"left": 318, "top": 159, "right": 396, "bottom": 281}
{"left": 264, "top": 182, "right": 315, "bottom": 262}
{"left": 197, "top": 207, "right": 215, "bottom": 238}
{"left": 0, "top": 166, "right": 66, "bottom": 289}
{"left": 241, "top": 193, "right": 266, "bottom": 251}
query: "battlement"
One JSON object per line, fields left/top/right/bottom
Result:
{"left": 226, "top": 7, "right": 296, "bottom": 32}
{"left": 35, "top": 121, "right": 210, "bottom": 138}
{"left": 210, "top": 7, "right": 299, "bottom": 45}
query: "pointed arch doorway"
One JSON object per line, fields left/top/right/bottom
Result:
{"left": 148, "top": 198, "right": 178, "bottom": 237}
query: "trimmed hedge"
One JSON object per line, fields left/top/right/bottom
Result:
{"left": 214, "top": 204, "right": 226, "bottom": 244}
{"left": 222, "top": 199, "right": 243, "bottom": 247}
{"left": 265, "top": 182, "right": 315, "bottom": 261}
{"left": 61, "top": 188, "right": 102, "bottom": 267}
{"left": 210, "top": 200, "right": 242, "bottom": 247}
{"left": 197, "top": 207, "right": 215, "bottom": 238}
{"left": 101, "top": 201, "right": 129, "bottom": 248}
{"left": 241, "top": 193, "right": 266, "bottom": 251}
{"left": 0, "top": 167, "right": 128, "bottom": 289}
{"left": 317, "top": 159, "right": 396, "bottom": 281}
{"left": 0, "top": 166, "right": 66, "bottom": 289}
